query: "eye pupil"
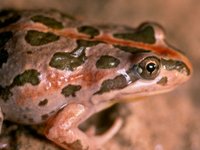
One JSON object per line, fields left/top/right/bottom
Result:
{"left": 146, "top": 63, "right": 156, "bottom": 73}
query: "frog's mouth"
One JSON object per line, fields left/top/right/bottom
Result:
{"left": 118, "top": 87, "right": 175, "bottom": 103}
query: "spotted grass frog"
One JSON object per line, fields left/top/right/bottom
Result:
{"left": 0, "top": 9, "right": 192, "bottom": 150}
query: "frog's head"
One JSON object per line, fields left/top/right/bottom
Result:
{"left": 114, "top": 23, "right": 193, "bottom": 100}
{"left": 92, "top": 23, "right": 192, "bottom": 104}
{"left": 119, "top": 52, "right": 192, "bottom": 100}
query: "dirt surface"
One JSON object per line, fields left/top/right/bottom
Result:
{"left": 0, "top": 0, "right": 199, "bottom": 150}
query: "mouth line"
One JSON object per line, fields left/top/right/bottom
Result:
{"left": 119, "top": 86, "right": 176, "bottom": 100}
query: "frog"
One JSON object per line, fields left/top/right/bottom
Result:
{"left": 0, "top": 9, "right": 192, "bottom": 150}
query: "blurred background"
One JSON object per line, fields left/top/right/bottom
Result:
{"left": 0, "top": 0, "right": 199, "bottom": 150}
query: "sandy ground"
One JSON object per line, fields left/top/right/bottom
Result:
{"left": 0, "top": 0, "right": 199, "bottom": 150}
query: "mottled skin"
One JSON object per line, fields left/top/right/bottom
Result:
{"left": 0, "top": 10, "right": 192, "bottom": 150}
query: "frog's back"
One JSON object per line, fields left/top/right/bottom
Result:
{"left": 0, "top": 10, "right": 88, "bottom": 124}
{"left": 0, "top": 9, "right": 133, "bottom": 124}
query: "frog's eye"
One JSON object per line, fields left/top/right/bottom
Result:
{"left": 136, "top": 56, "right": 161, "bottom": 80}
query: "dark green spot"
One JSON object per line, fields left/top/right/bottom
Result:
{"left": 0, "top": 86, "right": 12, "bottom": 101}
{"left": 26, "top": 51, "right": 33, "bottom": 54}
{"left": 113, "top": 25, "right": 155, "bottom": 44}
{"left": 0, "top": 49, "right": 9, "bottom": 68}
{"left": 157, "top": 77, "right": 168, "bottom": 86}
{"left": 77, "top": 25, "right": 100, "bottom": 38}
{"left": 0, "top": 69, "right": 40, "bottom": 102}
{"left": 95, "top": 67, "right": 139, "bottom": 95}
{"left": 12, "top": 69, "right": 40, "bottom": 86}
{"left": 38, "top": 99, "right": 48, "bottom": 107}
{"left": 96, "top": 55, "right": 120, "bottom": 69}
{"left": 77, "top": 39, "right": 103, "bottom": 47}
{"left": 114, "top": 45, "right": 150, "bottom": 54}
{"left": 31, "top": 15, "right": 64, "bottom": 29}
{"left": 25, "top": 30, "right": 60, "bottom": 46}
{"left": 0, "top": 32, "right": 13, "bottom": 68}
{"left": 49, "top": 50, "right": 86, "bottom": 71}
{"left": 161, "top": 59, "right": 190, "bottom": 76}
{"left": 49, "top": 40, "right": 102, "bottom": 71}
{"left": 95, "top": 75, "right": 128, "bottom": 94}
{"left": 0, "top": 9, "right": 21, "bottom": 28}
{"left": 61, "top": 84, "right": 81, "bottom": 97}
{"left": 0, "top": 31, "right": 13, "bottom": 47}
{"left": 41, "top": 114, "right": 49, "bottom": 120}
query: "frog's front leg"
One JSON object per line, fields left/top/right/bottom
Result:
{"left": 44, "top": 103, "right": 123, "bottom": 150}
